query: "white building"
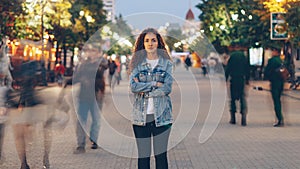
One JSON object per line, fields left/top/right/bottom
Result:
{"left": 103, "top": 0, "right": 115, "bottom": 22}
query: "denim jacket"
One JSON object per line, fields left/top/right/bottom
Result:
{"left": 130, "top": 56, "right": 173, "bottom": 127}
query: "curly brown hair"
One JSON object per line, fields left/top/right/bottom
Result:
{"left": 129, "top": 28, "right": 171, "bottom": 72}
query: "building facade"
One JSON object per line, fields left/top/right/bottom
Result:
{"left": 103, "top": 0, "right": 115, "bottom": 22}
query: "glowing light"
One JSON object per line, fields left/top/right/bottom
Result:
{"left": 79, "top": 11, "right": 84, "bottom": 17}
{"left": 241, "top": 9, "right": 246, "bottom": 15}
{"left": 220, "top": 25, "right": 226, "bottom": 30}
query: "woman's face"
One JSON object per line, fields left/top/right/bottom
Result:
{"left": 144, "top": 32, "right": 158, "bottom": 53}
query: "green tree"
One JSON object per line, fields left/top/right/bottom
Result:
{"left": 0, "top": 0, "right": 24, "bottom": 39}
{"left": 197, "top": 0, "right": 300, "bottom": 49}
{"left": 284, "top": 1, "right": 300, "bottom": 47}
{"left": 165, "top": 28, "right": 185, "bottom": 52}
{"left": 232, "top": 0, "right": 271, "bottom": 48}
{"left": 111, "top": 15, "right": 133, "bottom": 38}
{"left": 106, "top": 15, "right": 134, "bottom": 55}
{"left": 69, "top": 0, "right": 107, "bottom": 43}
{"left": 197, "top": 0, "right": 242, "bottom": 47}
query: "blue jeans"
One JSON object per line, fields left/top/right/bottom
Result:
{"left": 133, "top": 115, "right": 171, "bottom": 169}
{"left": 76, "top": 100, "right": 100, "bottom": 147}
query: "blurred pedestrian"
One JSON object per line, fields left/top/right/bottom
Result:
{"left": 54, "top": 61, "right": 65, "bottom": 86}
{"left": 125, "top": 54, "right": 131, "bottom": 80}
{"left": 264, "top": 45, "right": 285, "bottom": 127}
{"left": 0, "top": 82, "right": 9, "bottom": 162}
{"left": 73, "top": 47, "right": 106, "bottom": 154}
{"left": 108, "top": 57, "right": 117, "bottom": 88}
{"left": 284, "top": 41, "right": 296, "bottom": 89}
{"left": 225, "top": 45, "right": 250, "bottom": 126}
{"left": 201, "top": 57, "right": 208, "bottom": 77}
{"left": 114, "top": 55, "right": 122, "bottom": 85}
{"left": 11, "top": 60, "right": 53, "bottom": 169}
{"left": 129, "top": 28, "right": 173, "bottom": 169}
{"left": 0, "top": 37, "right": 14, "bottom": 89}
{"left": 184, "top": 54, "right": 192, "bottom": 70}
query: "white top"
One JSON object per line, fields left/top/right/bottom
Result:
{"left": 146, "top": 58, "right": 158, "bottom": 115}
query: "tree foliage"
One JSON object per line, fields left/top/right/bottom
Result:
{"left": 69, "top": 0, "right": 107, "bottom": 42}
{"left": 165, "top": 28, "right": 185, "bottom": 52}
{"left": 196, "top": 0, "right": 300, "bottom": 50}
{"left": 0, "top": 0, "right": 24, "bottom": 39}
{"left": 106, "top": 15, "right": 134, "bottom": 55}
{"left": 284, "top": 1, "right": 300, "bottom": 47}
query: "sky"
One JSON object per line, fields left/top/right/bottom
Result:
{"left": 115, "top": 0, "right": 201, "bottom": 30}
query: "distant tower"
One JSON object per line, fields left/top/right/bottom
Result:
{"left": 182, "top": 4, "right": 201, "bottom": 36}
{"left": 185, "top": 9, "right": 195, "bottom": 21}
{"left": 103, "top": 0, "right": 115, "bottom": 22}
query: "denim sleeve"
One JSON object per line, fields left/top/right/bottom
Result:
{"left": 148, "top": 61, "right": 173, "bottom": 97}
{"left": 130, "top": 68, "right": 154, "bottom": 93}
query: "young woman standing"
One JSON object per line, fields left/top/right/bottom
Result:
{"left": 129, "top": 28, "right": 173, "bottom": 169}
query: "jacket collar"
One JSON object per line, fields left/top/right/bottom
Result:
{"left": 141, "top": 55, "right": 164, "bottom": 67}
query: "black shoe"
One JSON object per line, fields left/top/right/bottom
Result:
{"left": 229, "top": 112, "right": 236, "bottom": 124}
{"left": 73, "top": 147, "right": 85, "bottom": 154}
{"left": 273, "top": 121, "right": 284, "bottom": 127}
{"left": 241, "top": 115, "right": 247, "bottom": 126}
{"left": 20, "top": 163, "right": 30, "bottom": 169}
{"left": 229, "top": 119, "right": 236, "bottom": 124}
{"left": 229, "top": 116, "right": 236, "bottom": 124}
{"left": 91, "top": 142, "right": 98, "bottom": 149}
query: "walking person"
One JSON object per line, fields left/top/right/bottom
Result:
{"left": 114, "top": 55, "right": 122, "bottom": 86}
{"left": 129, "top": 28, "right": 173, "bottom": 169}
{"left": 54, "top": 61, "right": 65, "bottom": 87}
{"left": 264, "top": 45, "right": 285, "bottom": 127}
{"left": 201, "top": 57, "right": 208, "bottom": 77}
{"left": 0, "top": 37, "right": 14, "bottom": 89}
{"left": 11, "top": 60, "right": 52, "bottom": 169}
{"left": 225, "top": 45, "right": 250, "bottom": 126}
{"left": 0, "top": 80, "right": 9, "bottom": 162}
{"left": 184, "top": 54, "right": 192, "bottom": 70}
{"left": 108, "top": 57, "right": 117, "bottom": 89}
{"left": 73, "top": 47, "right": 106, "bottom": 154}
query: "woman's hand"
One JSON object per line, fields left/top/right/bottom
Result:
{"left": 133, "top": 77, "right": 139, "bottom": 83}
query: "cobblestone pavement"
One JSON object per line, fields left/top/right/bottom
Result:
{"left": 0, "top": 65, "right": 300, "bottom": 169}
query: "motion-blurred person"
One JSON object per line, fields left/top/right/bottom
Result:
{"left": 284, "top": 41, "right": 296, "bottom": 89}
{"left": 54, "top": 61, "right": 65, "bottom": 86}
{"left": 114, "top": 55, "right": 122, "bottom": 86}
{"left": 225, "top": 45, "right": 250, "bottom": 126}
{"left": 201, "top": 57, "right": 208, "bottom": 77}
{"left": 264, "top": 45, "right": 285, "bottom": 127}
{"left": 73, "top": 47, "right": 106, "bottom": 154}
{"left": 129, "top": 28, "right": 173, "bottom": 169}
{"left": 184, "top": 54, "right": 192, "bottom": 70}
{"left": 108, "top": 57, "right": 117, "bottom": 89}
{"left": 0, "top": 80, "right": 9, "bottom": 162}
{"left": 0, "top": 37, "right": 14, "bottom": 89}
{"left": 125, "top": 54, "right": 131, "bottom": 80}
{"left": 12, "top": 60, "right": 52, "bottom": 169}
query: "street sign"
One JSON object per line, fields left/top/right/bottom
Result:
{"left": 270, "top": 12, "right": 288, "bottom": 40}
